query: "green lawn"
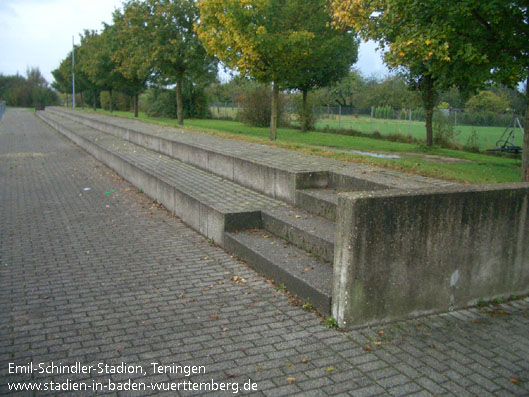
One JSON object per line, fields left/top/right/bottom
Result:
{"left": 77, "top": 108, "right": 523, "bottom": 185}
{"left": 315, "top": 114, "right": 522, "bottom": 151}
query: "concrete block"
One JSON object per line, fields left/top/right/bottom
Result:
{"left": 171, "top": 142, "right": 189, "bottom": 163}
{"left": 333, "top": 184, "right": 529, "bottom": 328}
{"left": 274, "top": 171, "right": 296, "bottom": 203}
{"left": 187, "top": 146, "right": 209, "bottom": 171}
{"left": 159, "top": 138, "right": 173, "bottom": 157}
{"left": 207, "top": 152, "right": 234, "bottom": 180}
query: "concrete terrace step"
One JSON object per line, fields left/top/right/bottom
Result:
{"left": 37, "top": 109, "right": 335, "bottom": 314}
{"left": 44, "top": 107, "right": 458, "bottom": 205}
{"left": 224, "top": 230, "right": 333, "bottom": 315}
{"left": 261, "top": 206, "right": 334, "bottom": 263}
{"left": 37, "top": 110, "right": 282, "bottom": 245}
{"left": 296, "top": 188, "right": 340, "bottom": 222}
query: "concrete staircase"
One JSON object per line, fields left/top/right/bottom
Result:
{"left": 37, "top": 107, "right": 453, "bottom": 316}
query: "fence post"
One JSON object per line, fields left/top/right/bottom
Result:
{"left": 370, "top": 106, "right": 374, "bottom": 134}
{"left": 408, "top": 109, "right": 412, "bottom": 136}
{"left": 453, "top": 109, "right": 457, "bottom": 140}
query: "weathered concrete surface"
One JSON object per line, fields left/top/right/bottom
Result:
{"left": 44, "top": 107, "right": 457, "bottom": 205}
{"left": 2, "top": 109, "right": 529, "bottom": 396}
{"left": 333, "top": 185, "right": 529, "bottom": 328}
{"left": 36, "top": 110, "right": 282, "bottom": 246}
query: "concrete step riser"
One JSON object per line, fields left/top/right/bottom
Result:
{"left": 37, "top": 111, "right": 261, "bottom": 246}
{"left": 296, "top": 190, "right": 336, "bottom": 222}
{"left": 261, "top": 212, "right": 334, "bottom": 263}
{"left": 329, "top": 174, "right": 389, "bottom": 192}
{"left": 224, "top": 232, "right": 331, "bottom": 315}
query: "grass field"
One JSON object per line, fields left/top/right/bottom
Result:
{"left": 314, "top": 114, "right": 523, "bottom": 152}
{"left": 77, "top": 108, "right": 523, "bottom": 185}
{"left": 207, "top": 106, "right": 523, "bottom": 151}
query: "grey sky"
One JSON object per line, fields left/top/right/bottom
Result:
{"left": 0, "top": 0, "right": 389, "bottom": 86}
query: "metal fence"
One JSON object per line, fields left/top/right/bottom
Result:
{"left": 0, "top": 101, "right": 6, "bottom": 121}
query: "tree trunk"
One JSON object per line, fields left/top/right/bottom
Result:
{"left": 93, "top": 91, "right": 97, "bottom": 111}
{"left": 270, "top": 82, "right": 279, "bottom": 140}
{"left": 134, "top": 94, "right": 139, "bottom": 118}
{"left": 301, "top": 88, "right": 308, "bottom": 132}
{"left": 176, "top": 74, "right": 184, "bottom": 126}
{"left": 109, "top": 89, "right": 113, "bottom": 113}
{"left": 522, "top": 77, "right": 529, "bottom": 182}
{"left": 422, "top": 75, "right": 435, "bottom": 147}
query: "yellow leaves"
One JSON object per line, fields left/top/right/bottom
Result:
{"left": 444, "top": 56, "right": 451, "bottom": 62}
{"left": 425, "top": 39, "right": 431, "bottom": 46}
{"left": 256, "top": 25, "right": 267, "bottom": 35}
{"left": 399, "top": 51, "right": 405, "bottom": 57}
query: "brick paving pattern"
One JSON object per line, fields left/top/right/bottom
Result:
{"left": 1, "top": 108, "right": 528, "bottom": 396}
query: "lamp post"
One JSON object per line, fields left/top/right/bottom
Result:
{"left": 72, "top": 36, "right": 75, "bottom": 108}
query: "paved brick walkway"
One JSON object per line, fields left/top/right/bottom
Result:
{"left": 1, "top": 108, "right": 528, "bottom": 396}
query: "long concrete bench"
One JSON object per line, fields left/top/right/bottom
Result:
{"left": 44, "top": 107, "right": 453, "bottom": 206}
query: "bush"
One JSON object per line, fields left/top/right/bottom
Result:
{"left": 143, "top": 84, "right": 209, "bottom": 119}
{"left": 293, "top": 93, "right": 319, "bottom": 131}
{"left": 238, "top": 85, "right": 287, "bottom": 127}
{"left": 100, "top": 91, "right": 132, "bottom": 112}
{"left": 433, "top": 113, "right": 458, "bottom": 148}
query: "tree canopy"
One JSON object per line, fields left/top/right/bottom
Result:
{"left": 197, "top": 0, "right": 359, "bottom": 138}
{"left": 331, "top": 0, "right": 529, "bottom": 179}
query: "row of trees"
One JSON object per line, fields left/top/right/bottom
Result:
{"left": 53, "top": 0, "right": 359, "bottom": 136}
{"left": 0, "top": 68, "right": 58, "bottom": 109}
{"left": 53, "top": 1, "right": 528, "bottom": 180}
{"left": 53, "top": 0, "right": 218, "bottom": 123}
{"left": 330, "top": 0, "right": 529, "bottom": 180}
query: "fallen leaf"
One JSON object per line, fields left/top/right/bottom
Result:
{"left": 295, "top": 215, "right": 301, "bottom": 219}
{"left": 325, "top": 366, "right": 335, "bottom": 373}
{"left": 209, "top": 313, "right": 219, "bottom": 321}
{"left": 373, "top": 341, "right": 382, "bottom": 346}
{"left": 363, "top": 345, "right": 372, "bottom": 351}
{"left": 509, "top": 377, "right": 522, "bottom": 384}
{"left": 226, "top": 372, "right": 235, "bottom": 378}
{"left": 300, "top": 359, "right": 308, "bottom": 364}
{"left": 378, "top": 330, "right": 384, "bottom": 335}
{"left": 287, "top": 377, "right": 296, "bottom": 383}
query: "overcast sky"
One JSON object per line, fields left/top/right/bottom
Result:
{"left": 0, "top": 0, "right": 389, "bottom": 86}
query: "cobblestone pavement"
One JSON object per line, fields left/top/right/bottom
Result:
{"left": 1, "top": 108, "right": 528, "bottom": 396}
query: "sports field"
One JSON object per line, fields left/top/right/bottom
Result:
{"left": 315, "top": 115, "right": 523, "bottom": 152}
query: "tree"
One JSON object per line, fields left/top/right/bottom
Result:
{"left": 144, "top": 0, "right": 217, "bottom": 125}
{"left": 331, "top": 0, "right": 491, "bottom": 146}
{"left": 445, "top": 1, "right": 529, "bottom": 180}
{"left": 466, "top": 90, "right": 510, "bottom": 114}
{"left": 79, "top": 27, "right": 124, "bottom": 112}
{"left": 333, "top": 0, "right": 529, "bottom": 180}
{"left": 278, "top": 0, "right": 359, "bottom": 131}
{"left": 111, "top": 1, "right": 153, "bottom": 117}
{"left": 52, "top": 47, "right": 93, "bottom": 108}
{"left": 197, "top": 0, "right": 358, "bottom": 139}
